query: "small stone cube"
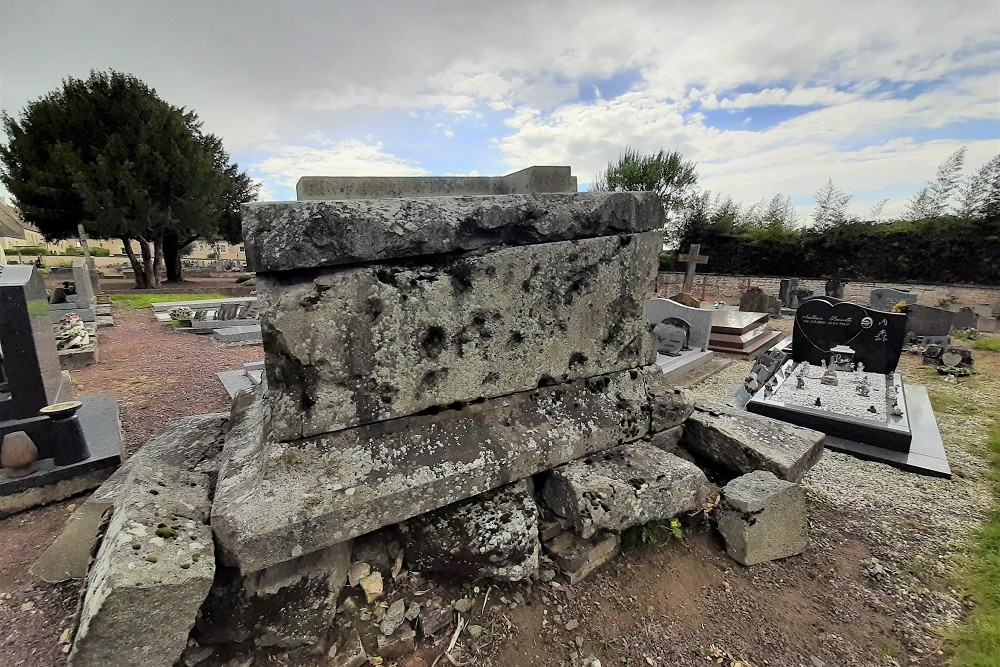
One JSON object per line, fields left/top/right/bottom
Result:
{"left": 717, "top": 470, "right": 808, "bottom": 566}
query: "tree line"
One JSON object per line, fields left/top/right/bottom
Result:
{"left": 593, "top": 146, "right": 1000, "bottom": 285}
{"left": 1, "top": 70, "right": 258, "bottom": 288}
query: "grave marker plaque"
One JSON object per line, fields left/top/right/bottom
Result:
{"left": 0, "top": 265, "right": 69, "bottom": 421}
{"left": 792, "top": 297, "right": 906, "bottom": 374}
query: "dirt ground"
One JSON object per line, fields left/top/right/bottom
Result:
{"left": 0, "top": 303, "right": 995, "bottom": 667}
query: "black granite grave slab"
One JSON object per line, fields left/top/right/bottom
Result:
{"left": 793, "top": 297, "right": 907, "bottom": 374}
{"left": 0, "top": 393, "right": 122, "bottom": 516}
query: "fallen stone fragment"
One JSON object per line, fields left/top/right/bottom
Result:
{"left": 195, "top": 540, "right": 351, "bottom": 648}
{"left": 34, "top": 413, "right": 226, "bottom": 583}
{"left": 542, "top": 442, "right": 715, "bottom": 539}
{"left": 401, "top": 479, "right": 539, "bottom": 581}
{"left": 243, "top": 191, "right": 665, "bottom": 273}
{"left": 361, "top": 571, "right": 384, "bottom": 604}
{"left": 419, "top": 605, "right": 454, "bottom": 636}
{"left": 376, "top": 621, "right": 416, "bottom": 659}
{"left": 348, "top": 561, "right": 371, "bottom": 587}
{"left": 682, "top": 401, "right": 825, "bottom": 482}
{"left": 213, "top": 369, "right": 652, "bottom": 573}
{"left": 380, "top": 599, "right": 407, "bottom": 635}
{"left": 717, "top": 471, "right": 808, "bottom": 566}
{"left": 328, "top": 625, "right": 367, "bottom": 667}
{"left": 544, "top": 532, "right": 620, "bottom": 584}
{"left": 404, "top": 602, "right": 421, "bottom": 622}
{"left": 68, "top": 416, "right": 220, "bottom": 667}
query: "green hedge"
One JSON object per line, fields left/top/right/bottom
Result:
{"left": 6, "top": 246, "right": 50, "bottom": 255}
{"left": 666, "top": 216, "right": 1000, "bottom": 285}
{"left": 64, "top": 247, "right": 111, "bottom": 256}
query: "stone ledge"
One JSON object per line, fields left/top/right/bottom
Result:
{"left": 212, "top": 368, "right": 653, "bottom": 573}
{"left": 261, "top": 230, "right": 659, "bottom": 441}
{"left": 243, "top": 191, "right": 665, "bottom": 273}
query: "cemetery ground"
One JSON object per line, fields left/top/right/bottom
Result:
{"left": 0, "top": 307, "right": 997, "bottom": 666}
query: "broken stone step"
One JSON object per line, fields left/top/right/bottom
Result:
{"left": 259, "top": 229, "right": 660, "bottom": 441}
{"left": 542, "top": 441, "right": 716, "bottom": 539}
{"left": 682, "top": 401, "right": 825, "bottom": 482}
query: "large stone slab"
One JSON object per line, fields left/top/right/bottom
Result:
{"left": 542, "top": 441, "right": 715, "bottom": 539}
{"left": 717, "top": 471, "right": 808, "bottom": 566}
{"left": 212, "top": 368, "right": 654, "bottom": 573}
{"left": 682, "top": 401, "right": 825, "bottom": 482}
{"left": 400, "top": 479, "right": 539, "bottom": 581}
{"left": 69, "top": 415, "right": 223, "bottom": 667}
{"left": 260, "top": 231, "right": 659, "bottom": 441}
{"left": 244, "top": 191, "right": 663, "bottom": 273}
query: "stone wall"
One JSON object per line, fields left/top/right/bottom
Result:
{"left": 657, "top": 272, "right": 1000, "bottom": 315}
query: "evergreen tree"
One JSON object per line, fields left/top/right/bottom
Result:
{"left": 0, "top": 70, "right": 257, "bottom": 287}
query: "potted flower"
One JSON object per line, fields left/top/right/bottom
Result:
{"left": 167, "top": 306, "right": 195, "bottom": 328}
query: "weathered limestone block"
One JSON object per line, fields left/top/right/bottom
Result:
{"left": 682, "top": 401, "right": 825, "bottom": 482}
{"left": 542, "top": 442, "right": 715, "bottom": 539}
{"left": 260, "top": 230, "right": 660, "bottom": 441}
{"left": 212, "top": 368, "right": 653, "bottom": 573}
{"left": 400, "top": 479, "right": 539, "bottom": 581}
{"left": 195, "top": 540, "right": 352, "bottom": 648}
{"left": 69, "top": 416, "right": 220, "bottom": 667}
{"left": 243, "top": 191, "right": 664, "bottom": 273}
{"left": 641, "top": 367, "right": 695, "bottom": 432}
{"left": 717, "top": 471, "right": 808, "bottom": 565}
{"left": 543, "top": 531, "right": 620, "bottom": 584}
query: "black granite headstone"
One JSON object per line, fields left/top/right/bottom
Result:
{"left": 0, "top": 265, "right": 69, "bottom": 422}
{"left": 792, "top": 296, "right": 907, "bottom": 374}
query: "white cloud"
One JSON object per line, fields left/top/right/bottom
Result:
{"left": 250, "top": 138, "right": 427, "bottom": 195}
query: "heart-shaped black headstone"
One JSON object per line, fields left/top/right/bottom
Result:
{"left": 792, "top": 297, "right": 907, "bottom": 374}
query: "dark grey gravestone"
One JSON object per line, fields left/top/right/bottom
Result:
{"left": 644, "top": 298, "right": 713, "bottom": 352}
{"left": 653, "top": 319, "right": 689, "bottom": 356}
{"left": 779, "top": 279, "right": 799, "bottom": 307}
{"left": 869, "top": 288, "right": 916, "bottom": 312}
{"left": 740, "top": 288, "right": 767, "bottom": 313}
{"left": 0, "top": 265, "right": 69, "bottom": 421}
{"left": 824, "top": 279, "right": 846, "bottom": 299}
{"left": 792, "top": 297, "right": 907, "bottom": 374}
{"left": 905, "top": 304, "right": 955, "bottom": 337}
{"left": 792, "top": 288, "right": 814, "bottom": 307}
{"left": 952, "top": 307, "right": 979, "bottom": 331}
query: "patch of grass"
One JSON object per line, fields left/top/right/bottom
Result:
{"left": 973, "top": 337, "right": 1000, "bottom": 353}
{"left": 621, "top": 518, "right": 683, "bottom": 549}
{"left": 110, "top": 293, "right": 227, "bottom": 310}
{"left": 951, "top": 419, "right": 1000, "bottom": 667}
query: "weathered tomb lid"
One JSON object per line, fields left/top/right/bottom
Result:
{"left": 241, "top": 191, "right": 665, "bottom": 273}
